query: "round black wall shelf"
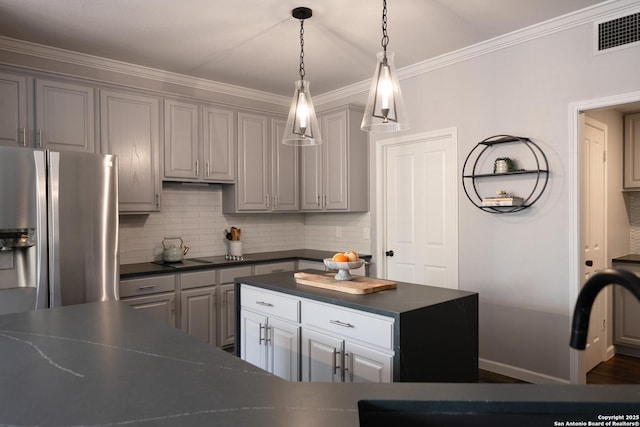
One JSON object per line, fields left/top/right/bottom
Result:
{"left": 462, "top": 135, "right": 549, "bottom": 213}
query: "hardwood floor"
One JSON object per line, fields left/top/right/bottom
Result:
{"left": 587, "top": 354, "right": 640, "bottom": 384}
{"left": 479, "top": 354, "right": 640, "bottom": 384}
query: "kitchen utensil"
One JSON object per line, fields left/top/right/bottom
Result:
{"left": 294, "top": 272, "right": 396, "bottom": 294}
{"left": 162, "top": 237, "right": 188, "bottom": 262}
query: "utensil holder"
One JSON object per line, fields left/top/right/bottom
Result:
{"left": 229, "top": 241, "right": 242, "bottom": 257}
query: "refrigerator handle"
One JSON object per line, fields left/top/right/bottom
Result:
{"left": 48, "top": 151, "right": 62, "bottom": 307}
{"left": 33, "top": 150, "right": 49, "bottom": 309}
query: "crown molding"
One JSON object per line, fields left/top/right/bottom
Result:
{"left": 315, "top": 0, "right": 639, "bottom": 106}
{"left": 0, "top": 36, "right": 290, "bottom": 106}
{"left": 0, "top": 0, "right": 636, "bottom": 108}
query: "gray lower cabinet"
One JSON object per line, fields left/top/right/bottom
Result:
{"left": 612, "top": 261, "right": 640, "bottom": 353}
{"left": 100, "top": 89, "right": 162, "bottom": 213}
{"left": 119, "top": 275, "right": 177, "bottom": 327}
{"left": 179, "top": 270, "right": 217, "bottom": 345}
{"left": 218, "top": 266, "right": 253, "bottom": 347}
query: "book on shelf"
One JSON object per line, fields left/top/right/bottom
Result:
{"left": 481, "top": 196, "right": 524, "bottom": 207}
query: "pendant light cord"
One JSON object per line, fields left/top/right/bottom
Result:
{"left": 299, "top": 18, "right": 306, "bottom": 80}
{"left": 381, "top": 0, "right": 389, "bottom": 54}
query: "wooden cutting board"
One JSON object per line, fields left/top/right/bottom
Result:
{"left": 294, "top": 272, "right": 397, "bottom": 295}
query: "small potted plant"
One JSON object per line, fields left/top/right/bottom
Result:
{"left": 494, "top": 157, "right": 516, "bottom": 174}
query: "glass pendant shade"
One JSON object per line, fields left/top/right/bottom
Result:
{"left": 361, "top": 51, "right": 409, "bottom": 132}
{"left": 283, "top": 79, "right": 322, "bottom": 146}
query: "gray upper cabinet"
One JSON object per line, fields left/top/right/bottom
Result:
{"left": 223, "top": 112, "right": 298, "bottom": 212}
{"left": 0, "top": 73, "right": 95, "bottom": 152}
{"left": 271, "top": 117, "right": 299, "bottom": 211}
{"left": 100, "top": 89, "right": 162, "bottom": 213}
{"left": 301, "top": 105, "right": 369, "bottom": 212}
{"left": 35, "top": 79, "right": 96, "bottom": 153}
{"left": 624, "top": 113, "right": 640, "bottom": 190}
{"left": 164, "top": 99, "right": 235, "bottom": 183}
{"left": 0, "top": 71, "right": 28, "bottom": 147}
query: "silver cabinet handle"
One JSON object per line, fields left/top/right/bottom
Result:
{"left": 206, "top": 162, "right": 210, "bottom": 177}
{"left": 265, "top": 194, "right": 270, "bottom": 208}
{"left": 330, "top": 320, "right": 354, "bottom": 328}
{"left": 256, "top": 301, "right": 274, "bottom": 307}
{"left": 37, "top": 129, "right": 43, "bottom": 147}
{"left": 155, "top": 193, "right": 160, "bottom": 209}
{"left": 274, "top": 194, "right": 278, "bottom": 208}
{"left": 138, "top": 284, "right": 158, "bottom": 290}
{"left": 21, "top": 127, "right": 26, "bottom": 146}
{"left": 333, "top": 348, "right": 341, "bottom": 375}
{"left": 259, "top": 323, "right": 266, "bottom": 344}
{"left": 316, "top": 194, "right": 320, "bottom": 207}
{"left": 195, "top": 160, "right": 199, "bottom": 176}
{"left": 323, "top": 194, "right": 327, "bottom": 207}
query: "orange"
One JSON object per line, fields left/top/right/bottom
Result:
{"left": 332, "top": 253, "right": 349, "bottom": 262}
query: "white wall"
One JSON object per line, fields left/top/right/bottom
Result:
{"left": 359, "top": 21, "right": 640, "bottom": 382}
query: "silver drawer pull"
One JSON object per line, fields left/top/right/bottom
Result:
{"left": 330, "top": 320, "right": 354, "bottom": 328}
{"left": 138, "top": 284, "right": 158, "bottom": 290}
{"left": 256, "top": 301, "right": 274, "bottom": 307}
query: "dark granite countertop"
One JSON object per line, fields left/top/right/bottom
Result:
{"left": 0, "top": 302, "right": 638, "bottom": 426}
{"left": 120, "top": 249, "right": 371, "bottom": 278}
{"left": 612, "top": 254, "right": 640, "bottom": 264}
{"left": 236, "top": 270, "right": 476, "bottom": 318}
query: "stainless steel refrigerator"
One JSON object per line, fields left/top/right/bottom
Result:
{"left": 0, "top": 146, "right": 119, "bottom": 315}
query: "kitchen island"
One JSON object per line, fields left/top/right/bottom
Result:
{"left": 235, "top": 270, "right": 479, "bottom": 382}
{"left": 0, "top": 302, "right": 638, "bottom": 426}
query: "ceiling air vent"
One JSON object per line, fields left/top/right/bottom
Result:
{"left": 596, "top": 11, "right": 640, "bottom": 52}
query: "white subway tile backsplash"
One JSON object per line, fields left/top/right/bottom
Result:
{"left": 119, "top": 183, "right": 373, "bottom": 265}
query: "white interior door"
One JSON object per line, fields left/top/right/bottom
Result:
{"left": 378, "top": 129, "right": 458, "bottom": 289}
{"left": 580, "top": 114, "right": 607, "bottom": 373}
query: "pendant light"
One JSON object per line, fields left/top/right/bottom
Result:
{"left": 282, "top": 7, "right": 322, "bottom": 146}
{"left": 361, "top": 0, "right": 409, "bottom": 132}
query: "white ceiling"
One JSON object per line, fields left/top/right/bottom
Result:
{"left": 0, "top": 0, "right": 605, "bottom": 97}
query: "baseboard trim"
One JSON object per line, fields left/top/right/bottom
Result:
{"left": 479, "top": 358, "right": 570, "bottom": 384}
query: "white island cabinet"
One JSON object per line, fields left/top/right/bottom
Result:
{"left": 235, "top": 271, "right": 479, "bottom": 383}
{"left": 240, "top": 285, "right": 300, "bottom": 381}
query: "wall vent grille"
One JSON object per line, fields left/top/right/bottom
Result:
{"left": 597, "top": 12, "right": 640, "bottom": 51}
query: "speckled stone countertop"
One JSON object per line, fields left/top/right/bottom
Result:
{"left": 1, "top": 302, "right": 638, "bottom": 426}
{"left": 120, "top": 249, "right": 371, "bottom": 278}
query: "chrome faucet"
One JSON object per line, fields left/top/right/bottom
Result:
{"left": 570, "top": 268, "right": 640, "bottom": 350}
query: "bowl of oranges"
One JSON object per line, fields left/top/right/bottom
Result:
{"left": 323, "top": 251, "right": 364, "bottom": 281}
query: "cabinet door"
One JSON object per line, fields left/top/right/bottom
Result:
{"left": 301, "top": 328, "right": 343, "bottom": 382}
{"left": 121, "top": 293, "right": 175, "bottom": 327}
{"left": 0, "top": 71, "right": 28, "bottom": 147}
{"left": 240, "top": 309, "right": 268, "bottom": 370}
{"left": 268, "top": 317, "right": 300, "bottom": 381}
{"left": 271, "top": 117, "right": 299, "bottom": 211}
{"left": 237, "top": 112, "right": 269, "bottom": 211}
{"left": 219, "top": 283, "right": 236, "bottom": 347}
{"left": 100, "top": 89, "right": 161, "bottom": 212}
{"left": 203, "top": 106, "right": 235, "bottom": 182}
{"left": 345, "top": 341, "right": 392, "bottom": 383}
{"left": 300, "top": 143, "right": 323, "bottom": 210}
{"left": 35, "top": 79, "right": 96, "bottom": 152}
{"left": 164, "top": 99, "right": 199, "bottom": 179}
{"left": 321, "top": 109, "right": 348, "bottom": 210}
{"left": 180, "top": 286, "right": 216, "bottom": 345}
{"left": 624, "top": 113, "right": 640, "bottom": 189}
